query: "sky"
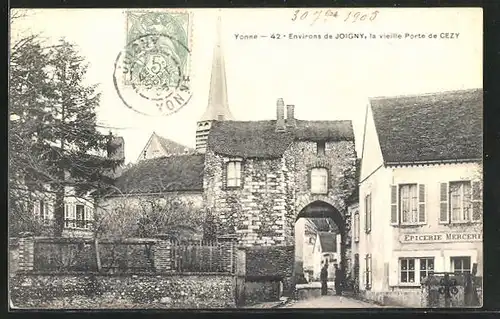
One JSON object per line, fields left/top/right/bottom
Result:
{"left": 11, "top": 8, "right": 482, "bottom": 163}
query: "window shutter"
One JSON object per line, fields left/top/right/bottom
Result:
{"left": 418, "top": 184, "right": 426, "bottom": 223}
{"left": 471, "top": 180, "right": 482, "bottom": 222}
{"left": 364, "top": 194, "right": 371, "bottom": 234}
{"left": 239, "top": 161, "right": 245, "bottom": 188}
{"left": 368, "top": 195, "right": 371, "bottom": 232}
{"left": 390, "top": 185, "right": 398, "bottom": 225}
{"left": 439, "top": 182, "right": 449, "bottom": 223}
{"left": 222, "top": 161, "right": 228, "bottom": 189}
{"left": 388, "top": 257, "right": 398, "bottom": 286}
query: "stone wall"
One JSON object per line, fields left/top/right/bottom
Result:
{"left": 203, "top": 140, "right": 357, "bottom": 247}
{"left": 203, "top": 150, "right": 291, "bottom": 246}
{"left": 244, "top": 280, "right": 281, "bottom": 305}
{"left": 244, "top": 246, "right": 294, "bottom": 298}
{"left": 10, "top": 273, "right": 235, "bottom": 309}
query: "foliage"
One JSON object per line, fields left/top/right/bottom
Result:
{"left": 95, "top": 191, "right": 206, "bottom": 241}
{"left": 9, "top": 12, "right": 122, "bottom": 236}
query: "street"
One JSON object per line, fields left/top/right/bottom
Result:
{"left": 281, "top": 295, "right": 387, "bottom": 308}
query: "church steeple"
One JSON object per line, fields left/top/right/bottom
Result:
{"left": 196, "top": 12, "right": 233, "bottom": 153}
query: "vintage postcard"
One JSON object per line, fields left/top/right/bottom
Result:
{"left": 9, "top": 8, "right": 482, "bottom": 309}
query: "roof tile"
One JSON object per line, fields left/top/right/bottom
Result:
{"left": 370, "top": 89, "right": 482, "bottom": 164}
{"left": 115, "top": 154, "right": 204, "bottom": 194}
{"left": 208, "top": 119, "right": 354, "bottom": 158}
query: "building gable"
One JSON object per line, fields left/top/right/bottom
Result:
{"left": 138, "top": 132, "right": 191, "bottom": 162}
{"left": 360, "top": 103, "right": 385, "bottom": 182}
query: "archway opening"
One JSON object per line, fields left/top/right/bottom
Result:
{"left": 294, "top": 200, "right": 347, "bottom": 288}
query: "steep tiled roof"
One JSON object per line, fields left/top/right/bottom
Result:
{"left": 155, "top": 133, "right": 192, "bottom": 155}
{"left": 318, "top": 232, "right": 337, "bottom": 252}
{"left": 207, "top": 120, "right": 354, "bottom": 158}
{"left": 114, "top": 154, "right": 204, "bottom": 194}
{"left": 370, "top": 89, "right": 482, "bottom": 164}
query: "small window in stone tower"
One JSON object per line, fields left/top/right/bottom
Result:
{"left": 227, "top": 161, "right": 242, "bottom": 187}
{"left": 317, "top": 141, "right": 325, "bottom": 155}
{"left": 311, "top": 167, "right": 328, "bottom": 194}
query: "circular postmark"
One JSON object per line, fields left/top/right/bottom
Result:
{"left": 113, "top": 33, "right": 192, "bottom": 117}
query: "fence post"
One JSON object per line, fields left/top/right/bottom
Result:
{"left": 18, "top": 232, "right": 35, "bottom": 272}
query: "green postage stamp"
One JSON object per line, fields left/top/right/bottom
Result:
{"left": 113, "top": 10, "right": 193, "bottom": 116}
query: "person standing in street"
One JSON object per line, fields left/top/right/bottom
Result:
{"left": 320, "top": 261, "right": 329, "bottom": 296}
{"left": 334, "top": 264, "right": 343, "bottom": 296}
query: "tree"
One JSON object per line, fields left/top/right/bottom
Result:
{"left": 9, "top": 17, "right": 123, "bottom": 237}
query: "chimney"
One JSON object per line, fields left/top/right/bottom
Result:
{"left": 275, "top": 98, "right": 286, "bottom": 132}
{"left": 286, "top": 104, "right": 296, "bottom": 127}
{"left": 106, "top": 133, "right": 125, "bottom": 162}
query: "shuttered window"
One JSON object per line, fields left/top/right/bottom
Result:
{"left": 226, "top": 161, "right": 242, "bottom": 188}
{"left": 365, "top": 254, "right": 372, "bottom": 290}
{"left": 440, "top": 181, "right": 481, "bottom": 224}
{"left": 354, "top": 212, "right": 360, "bottom": 242}
{"left": 365, "top": 194, "right": 371, "bottom": 234}
{"left": 400, "top": 184, "right": 418, "bottom": 224}
{"left": 391, "top": 184, "right": 426, "bottom": 226}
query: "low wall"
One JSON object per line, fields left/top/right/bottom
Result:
{"left": 10, "top": 272, "right": 235, "bottom": 309}
{"left": 361, "top": 289, "right": 423, "bottom": 308}
{"left": 245, "top": 246, "right": 294, "bottom": 296}
{"left": 244, "top": 280, "right": 281, "bottom": 305}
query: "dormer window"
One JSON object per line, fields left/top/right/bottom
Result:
{"left": 227, "top": 161, "right": 242, "bottom": 188}
{"left": 310, "top": 167, "right": 328, "bottom": 194}
{"left": 317, "top": 141, "right": 325, "bottom": 156}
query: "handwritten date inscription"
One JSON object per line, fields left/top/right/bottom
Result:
{"left": 292, "top": 9, "right": 379, "bottom": 25}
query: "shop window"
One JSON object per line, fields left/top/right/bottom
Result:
{"left": 451, "top": 256, "right": 471, "bottom": 274}
{"left": 400, "top": 258, "right": 415, "bottom": 284}
{"left": 419, "top": 258, "right": 434, "bottom": 282}
{"left": 399, "top": 257, "right": 435, "bottom": 285}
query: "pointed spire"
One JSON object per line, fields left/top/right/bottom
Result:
{"left": 200, "top": 11, "right": 234, "bottom": 121}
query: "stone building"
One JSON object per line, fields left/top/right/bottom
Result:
{"left": 98, "top": 16, "right": 358, "bottom": 294}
